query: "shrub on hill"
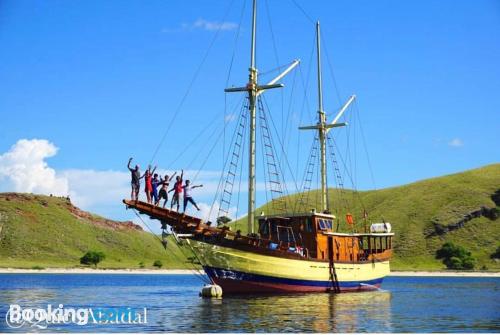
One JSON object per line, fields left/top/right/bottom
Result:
{"left": 436, "top": 242, "right": 475, "bottom": 270}
{"left": 217, "top": 216, "right": 232, "bottom": 226}
{"left": 491, "top": 246, "right": 500, "bottom": 259}
{"left": 153, "top": 260, "right": 163, "bottom": 268}
{"left": 80, "top": 251, "right": 106, "bottom": 268}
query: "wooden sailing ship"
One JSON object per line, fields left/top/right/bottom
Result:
{"left": 124, "top": 0, "right": 393, "bottom": 294}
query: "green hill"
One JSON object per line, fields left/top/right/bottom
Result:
{"left": 1, "top": 164, "right": 499, "bottom": 271}
{"left": 0, "top": 193, "right": 193, "bottom": 269}
{"left": 230, "top": 164, "right": 500, "bottom": 271}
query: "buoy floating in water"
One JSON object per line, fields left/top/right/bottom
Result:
{"left": 200, "top": 284, "right": 223, "bottom": 298}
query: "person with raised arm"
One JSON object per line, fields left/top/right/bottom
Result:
{"left": 156, "top": 172, "right": 176, "bottom": 207}
{"left": 144, "top": 165, "right": 156, "bottom": 204}
{"left": 169, "top": 170, "right": 183, "bottom": 211}
{"left": 182, "top": 179, "right": 203, "bottom": 212}
{"left": 127, "top": 158, "right": 143, "bottom": 201}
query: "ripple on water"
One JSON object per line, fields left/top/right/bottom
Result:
{"left": 0, "top": 274, "right": 498, "bottom": 332}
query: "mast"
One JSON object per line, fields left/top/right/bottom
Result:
{"left": 316, "top": 21, "right": 328, "bottom": 213}
{"left": 248, "top": 0, "right": 258, "bottom": 234}
{"left": 225, "top": 0, "right": 299, "bottom": 234}
{"left": 299, "top": 21, "right": 354, "bottom": 213}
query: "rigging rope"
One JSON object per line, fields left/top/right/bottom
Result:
{"left": 321, "top": 33, "right": 343, "bottom": 107}
{"left": 289, "top": 0, "right": 315, "bottom": 24}
{"left": 224, "top": 0, "right": 248, "bottom": 170}
{"left": 261, "top": 96, "right": 301, "bottom": 196}
{"left": 295, "top": 38, "right": 316, "bottom": 178}
{"left": 131, "top": 209, "right": 210, "bottom": 284}
{"left": 207, "top": 99, "right": 249, "bottom": 222}
{"left": 355, "top": 100, "right": 377, "bottom": 190}
{"left": 149, "top": 0, "right": 237, "bottom": 166}
{"left": 166, "top": 112, "right": 222, "bottom": 168}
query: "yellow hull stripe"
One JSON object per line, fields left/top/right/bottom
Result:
{"left": 191, "top": 240, "right": 390, "bottom": 282}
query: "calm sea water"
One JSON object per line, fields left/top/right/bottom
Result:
{"left": 0, "top": 274, "right": 498, "bottom": 333}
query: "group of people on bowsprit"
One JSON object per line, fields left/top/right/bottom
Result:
{"left": 127, "top": 158, "right": 203, "bottom": 213}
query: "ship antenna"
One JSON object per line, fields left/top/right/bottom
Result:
{"left": 225, "top": 0, "right": 299, "bottom": 234}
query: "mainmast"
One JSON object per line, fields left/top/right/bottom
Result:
{"left": 247, "top": 0, "right": 258, "bottom": 235}
{"left": 225, "top": 0, "right": 299, "bottom": 234}
{"left": 316, "top": 22, "right": 328, "bottom": 213}
{"left": 299, "top": 21, "right": 355, "bottom": 213}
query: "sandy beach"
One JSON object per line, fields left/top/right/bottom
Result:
{"left": 0, "top": 267, "right": 498, "bottom": 277}
{"left": 388, "top": 271, "right": 500, "bottom": 277}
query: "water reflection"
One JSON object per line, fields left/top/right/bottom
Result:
{"left": 178, "top": 291, "right": 392, "bottom": 332}
{"left": 1, "top": 274, "right": 498, "bottom": 333}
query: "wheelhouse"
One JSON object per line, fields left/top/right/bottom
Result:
{"left": 257, "top": 212, "right": 393, "bottom": 263}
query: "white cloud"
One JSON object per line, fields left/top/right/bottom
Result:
{"left": 224, "top": 113, "right": 237, "bottom": 123}
{"left": 0, "top": 139, "right": 292, "bottom": 228}
{"left": 197, "top": 201, "right": 237, "bottom": 225}
{"left": 448, "top": 138, "right": 464, "bottom": 147}
{"left": 162, "top": 18, "right": 238, "bottom": 33}
{"left": 193, "top": 19, "right": 238, "bottom": 31}
{"left": 63, "top": 169, "right": 129, "bottom": 209}
{"left": 0, "top": 139, "right": 69, "bottom": 196}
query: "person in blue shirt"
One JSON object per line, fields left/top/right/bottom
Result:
{"left": 151, "top": 173, "right": 162, "bottom": 205}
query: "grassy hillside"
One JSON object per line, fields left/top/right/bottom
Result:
{"left": 229, "top": 164, "right": 500, "bottom": 271}
{"left": 0, "top": 193, "right": 194, "bottom": 269}
{"left": 1, "top": 164, "right": 498, "bottom": 271}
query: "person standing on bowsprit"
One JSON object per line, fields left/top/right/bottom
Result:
{"left": 144, "top": 165, "right": 156, "bottom": 204}
{"left": 127, "top": 158, "right": 143, "bottom": 201}
{"left": 169, "top": 170, "right": 183, "bottom": 211}
{"left": 182, "top": 180, "right": 202, "bottom": 212}
{"left": 157, "top": 172, "right": 176, "bottom": 207}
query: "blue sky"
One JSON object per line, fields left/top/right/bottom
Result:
{"left": 0, "top": 0, "right": 499, "bottom": 225}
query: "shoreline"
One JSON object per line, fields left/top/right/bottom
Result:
{"left": 0, "top": 268, "right": 201, "bottom": 275}
{"left": 388, "top": 271, "right": 499, "bottom": 277}
{"left": 0, "top": 268, "right": 498, "bottom": 277}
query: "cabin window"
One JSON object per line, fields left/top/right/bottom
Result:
{"left": 258, "top": 220, "right": 269, "bottom": 236}
{"left": 271, "top": 222, "right": 278, "bottom": 237}
{"left": 318, "top": 219, "right": 333, "bottom": 230}
{"left": 303, "top": 218, "right": 314, "bottom": 233}
{"left": 277, "top": 225, "right": 295, "bottom": 243}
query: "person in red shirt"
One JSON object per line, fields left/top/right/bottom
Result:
{"left": 169, "top": 170, "right": 183, "bottom": 211}
{"left": 144, "top": 165, "right": 156, "bottom": 204}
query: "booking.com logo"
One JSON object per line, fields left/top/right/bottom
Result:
{"left": 5, "top": 304, "right": 148, "bottom": 329}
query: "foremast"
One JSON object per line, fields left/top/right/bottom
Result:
{"left": 299, "top": 21, "right": 356, "bottom": 213}
{"left": 225, "top": 0, "right": 299, "bottom": 233}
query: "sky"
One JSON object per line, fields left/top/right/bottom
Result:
{"left": 0, "top": 0, "right": 499, "bottom": 230}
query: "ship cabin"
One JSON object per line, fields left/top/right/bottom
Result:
{"left": 257, "top": 211, "right": 393, "bottom": 263}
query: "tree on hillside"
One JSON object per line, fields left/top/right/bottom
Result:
{"left": 216, "top": 216, "right": 232, "bottom": 226}
{"left": 491, "top": 246, "right": 500, "bottom": 259}
{"left": 436, "top": 242, "right": 475, "bottom": 270}
{"left": 80, "top": 251, "right": 106, "bottom": 268}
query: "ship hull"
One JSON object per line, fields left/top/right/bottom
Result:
{"left": 191, "top": 240, "right": 389, "bottom": 294}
